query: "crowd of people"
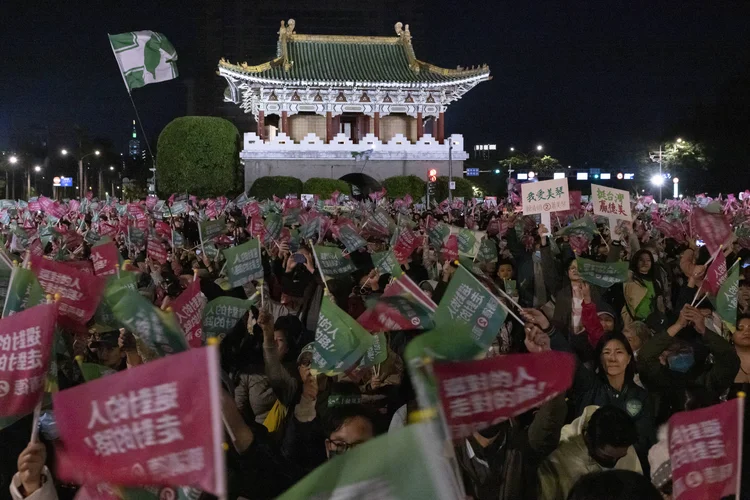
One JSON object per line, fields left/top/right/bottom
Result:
{"left": 1, "top": 187, "right": 750, "bottom": 500}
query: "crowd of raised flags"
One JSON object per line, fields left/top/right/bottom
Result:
{"left": 0, "top": 184, "right": 749, "bottom": 500}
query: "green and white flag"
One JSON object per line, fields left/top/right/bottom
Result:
{"left": 314, "top": 245, "right": 357, "bottom": 280}
{"left": 408, "top": 265, "right": 508, "bottom": 362}
{"left": 372, "top": 250, "right": 403, "bottom": 277}
{"left": 576, "top": 257, "right": 629, "bottom": 288}
{"left": 339, "top": 225, "right": 367, "bottom": 254}
{"left": 2, "top": 267, "right": 44, "bottom": 318}
{"left": 108, "top": 31, "right": 178, "bottom": 91}
{"left": 199, "top": 216, "right": 227, "bottom": 243}
{"left": 222, "top": 239, "right": 263, "bottom": 288}
{"left": 716, "top": 259, "right": 740, "bottom": 332}
{"left": 278, "top": 422, "right": 461, "bottom": 500}
{"left": 106, "top": 287, "right": 188, "bottom": 357}
{"left": 312, "top": 296, "right": 374, "bottom": 375}
{"left": 202, "top": 296, "right": 256, "bottom": 340}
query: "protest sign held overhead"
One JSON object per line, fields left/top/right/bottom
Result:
{"left": 0, "top": 303, "right": 57, "bottom": 417}
{"left": 433, "top": 351, "right": 576, "bottom": 439}
{"left": 668, "top": 398, "right": 744, "bottom": 500}
{"left": 53, "top": 345, "right": 225, "bottom": 496}
{"left": 222, "top": 238, "right": 263, "bottom": 288}
{"left": 576, "top": 257, "right": 629, "bottom": 288}
{"left": 591, "top": 183, "right": 631, "bottom": 220}
{"left": 521, "top": 178, "right": 570, "bottom": 215}
{"left": 170, "top": 280, "right": 205, "bottom": 349}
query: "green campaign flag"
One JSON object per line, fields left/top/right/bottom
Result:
{"left": 106, "top": 287, "right": 188, "bottom": 357}
{"left": 428, "top": 222, "right": 451, "bottom": 248}
{"left": 171, "top": 229, "right": 185, "bottom": 249}
{"left": 556, "top": 215, "right": 597, "bottom": 238}
{"left": 78, "top": 361, "right": 116, "bottom": 382}
{"left": 199, "top": 216, "right": 227, "bottom": 242}
{"left": 202, "top": 296, "right": 255, "bottom": 340}
{"left": 264, "top": 213, "right": 283, "bottom": 244}
{"left": 426, "top": 265, "right": 508, "bottom": 361}
{"left": 278, "top": 422, "right": 459, "bottom": 500}
{"left": 372, "top": 250, "right": 403, "bottom": 277}
{"left": 312, "top": 296, "right": 374, "bottom": 375}
{"left": 369, "top": 208, "right": 395, "bottom": 235}
{"left": 576, "top": 257, "right": 629, "bottom": 288}
{"left": 203, "top": 242, "right": 219, "bottom": 259}
{"left": 358, "top": 332, "right": 388, "bottom": 368}
{"left": 96, "top": 272, "right": 139, "bottom": 329}
{"left": 84, "top": 230, "right": 101, "bottom": 245}
{"left": 716, "top": 259, "right": 740, "bottom": 332}
{"left": 457, "top": 228, "right": 478, "bottom": 256}
{"left": 222, "top": 239, "right": 263, "bottom": 288}
{"left": 299, "top": 217, "right": 321, "bottom": 240}
{"left": 283, "top": 208, "right": 301, "bottom": 226}
{"left": 476, "top": 238, "right": 498, "bottom": 264}
{"left": 108, "top": 31, "right": 178, "bottom": 91}
{"left": 2, "top": 267, "right": 45, "bottom": 317}
{"left": 314, "top": 245, "right": 356, "bottom": 280}
{"left": 339, "top": 225, "right": 367, "bottom": 254}
{"left": 128, "top": 226, "right": 146, "bottom": 247}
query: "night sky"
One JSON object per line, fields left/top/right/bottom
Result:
{"left": 2, "top": 0, "right": 749, "bottom": 172}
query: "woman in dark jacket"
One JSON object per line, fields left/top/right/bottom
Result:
{"left": 570, "top": 332, "right": 655, "bottom": 474}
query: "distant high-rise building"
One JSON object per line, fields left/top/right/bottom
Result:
{"left": 128, "top": 120, "right": 140, "bottom": 160}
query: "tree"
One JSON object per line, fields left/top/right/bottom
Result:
{"left": 156, "top": 117, "right": 241, "bottom": 197}
{"left": 434, "top": 176, "right": 474, "bottom": 200}
{"left": 383, "top": 175, "right": 426, "bottom": 199}
{"left": 497, "top": 153, "right": 562, "bottom": 175}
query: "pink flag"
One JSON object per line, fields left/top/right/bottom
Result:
{"left": 147, "top": 237, "right": 168, "bottom": 265}
{"left": 53, "top": 346, "right": 226, "bottom": 496}
{"left": 0, "top": 303, "right": 58, "bottom": 417}
{"left": 393, "top": 229, "right": 423, "bottom": 264}
{"left": 691, "top": 208, "right": 732, "bottom": 255}
{"left": 31, "top": 255, "right": 106, "bottom": 327}
{"left": 703, "top": 255, "right": 728, "bottom": 296}
{"left": 171, "top": 280, "right": 205, "bottom": 349}
{"left": 145, "top": 195, "right": 159, "bottom": 211}
{"left": 668, "top": 398, "right": 744, "bottom": 500}
{"left": 433, "top": 351, "right": 576, "bottom": 439}
{"left": 90, "top": 242, "right": 120, "bottom": 277}
{"left": 441, "top": 234, "right": 459, "bottom": 262}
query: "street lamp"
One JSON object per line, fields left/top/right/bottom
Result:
{"left": 651, "top": 174, "right": 665, "bottom": 187}
{"left": 9, "top": 156, "right": 18, "bottom": 164}
{"left": 509, "top": 147, "right": 515, "bottom": 152}
{"left": 61, "top": 148, "right": 102, "bottom": 197}
{"left": 676, "top": 138, "right": 683, "bottom": 143}
{"left": 110, "top": 166, "right": 115, "bottom": 171}
{"left": 536, "top": 144, "right": 543, "bottom": 151}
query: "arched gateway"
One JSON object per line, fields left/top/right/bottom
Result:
{"left": 218, "top": 19, "right": 491, "bottom": 191}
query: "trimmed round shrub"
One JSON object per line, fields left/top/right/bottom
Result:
{"left": 303, "top": 178, "right": 351, "bottom": 199}
{"left": 383, "top": 175, "right": 426, "bottom": 200}
{"left": 157, "top": 117, "right": 241, "bottom": 197}
{"left": 249, "top": 176, "right": 303, "bottom": 199}
{"left": 434, "top": 176, "right": 474, "bottom": 201}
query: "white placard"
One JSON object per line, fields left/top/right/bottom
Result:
{"left": 591, "top": 184, "right": 631, "bottom": 220}
{"left": 449, "top": 181, "right": 456, "bottom": 190}
{"left": 521, "top": 178, "right": 570, "bottom": 215}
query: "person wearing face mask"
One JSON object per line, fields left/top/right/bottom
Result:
{"left": 637, "top": 304, "right": 740, "bottom": 425}
{"left": 537, "top": 405, "right": 639, "bottom": 500}
{"left": 453, "top": 323, "right": 568, "bottom": 500}
{"left": 622, "top": 249, "right": 666, "bottom": 328}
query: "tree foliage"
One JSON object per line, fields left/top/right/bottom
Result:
{"left": 156, "top": 117, "right": 241, "bottom": 197}
{"left": 383, "top": 175, "right": 426, "bottom": 199}
{"left": 498, "top": 154, "right": 561, "bottom": 175}
{"left": 434, "top": 176, "right": 474, "bottom": 201}
{"left": 249, "top": 176, "right": 303, "bottom": 199}
{"left": 302, "top": 178, "right": 351, "bottom": 199}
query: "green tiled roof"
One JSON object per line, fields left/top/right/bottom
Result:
{"left": 219, "top": 34, "right": 490, "bottom": 86}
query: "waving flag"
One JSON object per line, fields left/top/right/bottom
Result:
{"left": 108, "top": 31, "right": 178, "bottom": 91}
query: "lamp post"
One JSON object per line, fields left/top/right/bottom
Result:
{"left": 61, "top": 149, "right": 100, "bottom": 198}
{"left": 8, "top": 155, "right": 18, "bottom": 200}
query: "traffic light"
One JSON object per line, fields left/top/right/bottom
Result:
{"left": 428, "top": 168, "right": 437, "bottom": 183}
